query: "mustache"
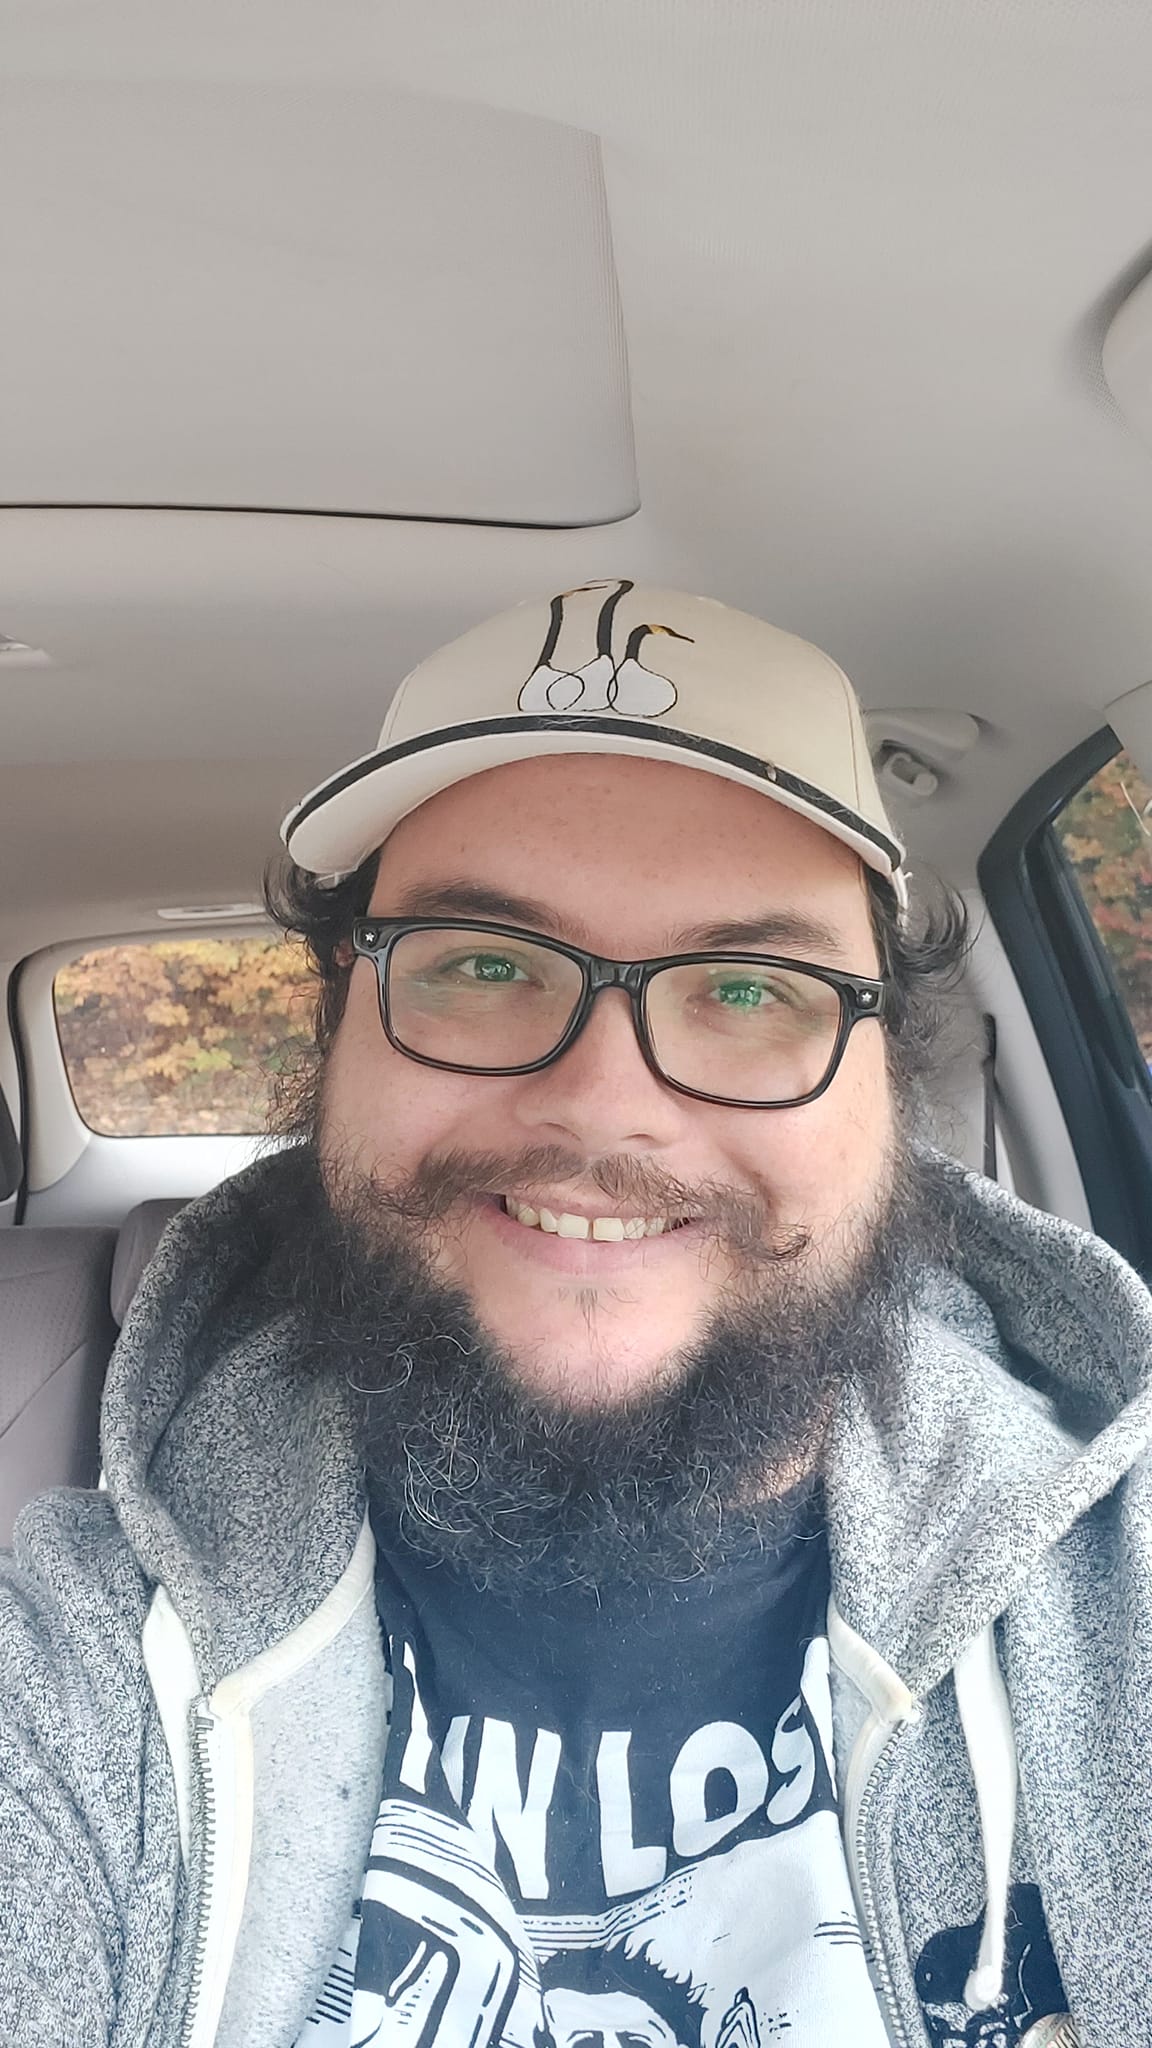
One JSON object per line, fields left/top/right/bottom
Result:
{"left": 326, "top": 1143, "right": 810, "bottom": 1268}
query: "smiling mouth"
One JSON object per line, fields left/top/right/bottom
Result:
{"left": 499, "top": 1194, "right": 694, "bottom": 1242}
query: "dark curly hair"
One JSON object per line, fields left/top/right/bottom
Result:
{"left": 263, "top": 844, "right": 969, "bottom": 1130}
{"left": 537, "top": 1944, "right": 705, "bottom": 2048}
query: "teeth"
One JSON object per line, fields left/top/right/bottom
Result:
{"left": 503, "top": 1198, "right": 683, "bottom": 1240}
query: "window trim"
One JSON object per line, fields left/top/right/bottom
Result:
{"left": 979, "top": 724, "right": 1152, "bottom": 1270}
{"left": 17, "top": 922, "right": 279, "bottom": 1185}
{"left": 4, "top": 959, "right": 29, "bottom": 1220}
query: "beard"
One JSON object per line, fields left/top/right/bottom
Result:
{"left": 262, "top": 1125, "right": 947, "bottom": 1595}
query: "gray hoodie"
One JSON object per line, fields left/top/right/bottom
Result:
{"left": 1, "top": 1148, "right": 1150, "bottom": 2048}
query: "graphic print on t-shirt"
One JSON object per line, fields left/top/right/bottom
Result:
{"left": 913, "top": 1885, "right": 1068, "bottom": 2047}
{"left": 345, "top": 1643, "right": 874, "bottom": 2048}
{"left": 309, "top": 1640, "right": 880, "bottom": 2048}
{"left": 298, "top": 1517, "right": 893, "bottom": 2048}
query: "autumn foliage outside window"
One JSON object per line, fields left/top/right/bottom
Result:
{"left": 54, "top": 937, "right": 317, "bottom": 1136}
{"left": 1054, "top": 748, "right": 1152, "bottom": 1064}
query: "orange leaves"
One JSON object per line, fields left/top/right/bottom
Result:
{"left": 1055, "top": 750, "right": 1152, "bottom": 1058}
{"left": 53, "top": 936, "right": 317, "bottom": 1136}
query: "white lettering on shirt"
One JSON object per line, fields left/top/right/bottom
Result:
{"left": 442, "top": 1715, "right": 469, "bottom": 1808}
{"left": 670, "top": 1721, "right": 771, "bottom": 1857}
{"left": 467, "top": 1717, "right": 562, "bottom": 1899}
{"left": 398, "top": 1640, "right": 435, "bottom": 1794}
{"left": 596, "top": 1730, "right": 669, "bottom": 1897}
{"left": 767, "top": 1696, "right": 817, "bottom": 1824}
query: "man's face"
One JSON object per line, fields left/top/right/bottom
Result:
{"left": 543, "top": 1986, "right": 689, "bottom": 2048}
{"left": 320, "top": 753, "right": 895, "bottom": 1409}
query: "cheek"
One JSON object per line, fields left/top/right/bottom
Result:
{"left": 322, "top": 964, "right": 448, "bottom": 1163}
{"left": 322, "top": 961, "right": 509, "bottom": 1170}
{"left": 723, "top": 1026, "right": 894, "bottom": 1221}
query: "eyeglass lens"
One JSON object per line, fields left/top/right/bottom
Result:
{"left": 384, "top": 927, "right": 844, "bottom": 1104}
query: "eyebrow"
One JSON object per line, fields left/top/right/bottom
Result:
{"left": 668, "top": 910, "right": 851, "bottom": 958}
{"left": 390, "top": 881, "right": 596, "bottom": 943}
{"left": 388, "top": 882, "right": 851, "bottom": 962}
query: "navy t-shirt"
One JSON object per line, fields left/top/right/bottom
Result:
{"left": 299, "top": 1488, "right": 896, "bottom": 2047}
{"left": 298, "top": 1494, "right": 1070, "bottom": 2048}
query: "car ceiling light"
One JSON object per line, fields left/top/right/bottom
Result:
{"left": 155, "top": 903, "right": 267, "bottom": 922}
{"left": 0, "top": 633, "right": 52, "bottom": 668}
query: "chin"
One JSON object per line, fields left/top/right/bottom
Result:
{"left": 500, "top": 1335, "right": 686, "bottom": 1412}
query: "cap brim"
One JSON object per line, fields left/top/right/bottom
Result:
{"left": 282, "top": 715, "right": 906, "bottom": 902}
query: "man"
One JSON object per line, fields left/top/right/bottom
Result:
{"left": 0, "top": 581, "right": 1145, "bottom": 2048}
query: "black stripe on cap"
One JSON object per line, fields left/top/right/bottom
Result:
{"left": 286, "top": 713, "right": 904, "bottom": 872}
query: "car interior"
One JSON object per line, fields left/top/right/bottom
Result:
{"left": 6, "top": 1, "right": 1152, "bottom": 1545}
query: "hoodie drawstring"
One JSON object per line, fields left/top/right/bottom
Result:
{"left": 953, "top": 1622, "right": 1019, "bottom": 2011}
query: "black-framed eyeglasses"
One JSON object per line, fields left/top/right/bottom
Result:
{"left": 352, "top": 917, "right": 888, "bottom": 1110}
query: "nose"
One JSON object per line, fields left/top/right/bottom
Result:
{"left": 512, "top": 986, "right": 686, "bottom": 1152}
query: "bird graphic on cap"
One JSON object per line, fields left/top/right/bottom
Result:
{"left": 609, "top": 622, "right": 693, "bottom": 714}
{"left": 518, "top": 579, "right": 691, "bottom": 717}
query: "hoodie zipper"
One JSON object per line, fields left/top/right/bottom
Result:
{"left": 844, "top": 1713, "right": 918, "bottom": 2048}
{"left": 181, "top": 1701, "right": 221, "bottom": 2048}
{"left": 181, "top": 1695, "right": 255, "bottom": 2048}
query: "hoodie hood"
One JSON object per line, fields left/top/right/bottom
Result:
{"left": 824, "top": 1160, "right": 1152, "bottom": 1693}
{"left": 99, "top": 1148, "right": 367, "bottom": 1690}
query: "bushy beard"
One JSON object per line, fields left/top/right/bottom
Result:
{"left": 263, "top": 1134, "right": 945, "bottom": 1595}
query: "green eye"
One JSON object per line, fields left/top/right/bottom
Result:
{"left": 714, "top": 976, "right": 772, "bottom": 1008}
{"left": 458, "top": 952, "right": 525, "bottom": 982}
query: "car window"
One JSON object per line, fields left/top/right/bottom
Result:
{"left": 53, "top": 935, "right": 315, "bottom": 1136}
{"left": 979, "top": 729, "right": 1152, "bottom": 1268}
{"left": 1052, "top": 747, "right": 1152, "bottom": 1075}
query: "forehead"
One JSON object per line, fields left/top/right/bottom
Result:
{"left": 371, "top": 753, "right": 871, "bottom": 955}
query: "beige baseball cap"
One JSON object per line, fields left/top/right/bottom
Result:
{"left": 282, "top": 578, "right": 906, "bottom": 904}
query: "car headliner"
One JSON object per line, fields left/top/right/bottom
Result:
{"left": 4, "top": 0, "right": 1152, "bottom": 958}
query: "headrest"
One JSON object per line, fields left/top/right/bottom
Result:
{"left": 0, "top": 1087, "right": 20, "bottom": 1204}
{"left": 110, "top": 1198, "right": 187, "bottom": 1326}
